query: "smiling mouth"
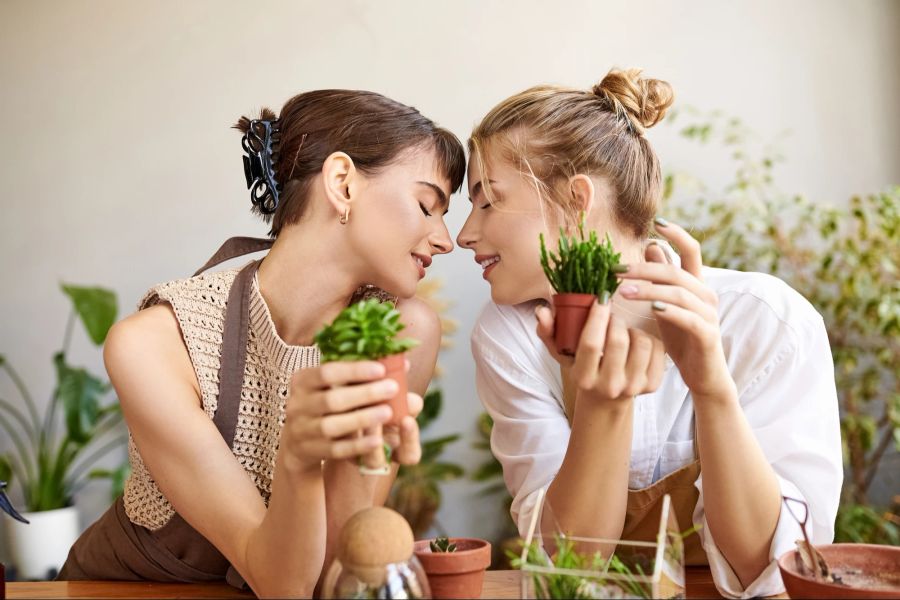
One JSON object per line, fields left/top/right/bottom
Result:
{"left": 412, "top": 253, "right": 432, "bottom": 278}
{"left": 477, "top": 256, "right": 500, "bottom": 270}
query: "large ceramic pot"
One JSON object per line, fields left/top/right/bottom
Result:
{"left": 5, "top": 505, "right": 79, "bottom": 580}
{"left": 413, "top": 538, "right": 491, "bottom": 599}
{"left": 777, "top": 543, "right": 900, "bottom": 599}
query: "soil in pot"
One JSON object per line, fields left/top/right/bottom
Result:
{"left": 778, "top": 543, "right": 900, "bottom": 599}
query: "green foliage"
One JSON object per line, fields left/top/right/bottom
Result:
{"left": 664, "top": 107, "right": 900, "bottom": 544}
{"left": 314, "top": 299, "right": 418, "bottom": 362}
{"left": 509, "top": 535, "right": 648, "bottom": 599}
{"left": 539, "top": 215, "right": 623, "bottom": 297}
{"left": 0, "top": 284, "right": 129, "bottom": 514}
{"left": 429, "top": 536, "right": 457, "bottom": 552}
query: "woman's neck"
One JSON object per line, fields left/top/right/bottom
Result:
{"left": 256, "top": 225, "right": 364, "bottom": 347}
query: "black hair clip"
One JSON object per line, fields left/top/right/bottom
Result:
{"left": 241, "top": 119, "right": 281, "bottom": 215}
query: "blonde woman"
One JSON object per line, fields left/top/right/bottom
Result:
{"left": 457, "top": 69, "right": 842, "bottom": 597}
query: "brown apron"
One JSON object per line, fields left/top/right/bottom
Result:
{"left": 562, "top": 374, "right": 707, "bottom": 566}
{"left": 58, "top": 237, "right": 275, "bottom": 587}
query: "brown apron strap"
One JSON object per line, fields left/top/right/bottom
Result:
{"left": 213, "top": 259, "right": 261, "bottom": 450}
{"left": 192, "top": 236, "right": 273, "bottom": 277}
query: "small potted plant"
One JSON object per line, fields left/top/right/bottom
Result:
{"left": 413, "top": 535, "right": 492, "bottom": 599}
{"left": 314, "top": 298, "right": 418, "bottom": 474}
{"left": 539, "top": 216, "right": 624, "bottom": 356}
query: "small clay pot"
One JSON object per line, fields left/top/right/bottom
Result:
{"left": 378, "top": 353, "right": 409, "bottom": 426}
{"left": 552, "top": 293, "right": 597, "bottom": 356}
{"left": 413, "top": 538, "right": 491, "bottom": 599}
{"left": 777, "top": 543, "right": 900, "bottom": 599}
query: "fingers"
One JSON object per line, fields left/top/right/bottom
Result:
{"left": 618, "top": 282, "right": 718, "bottom": 321}
{"left": 535, "top": 304, "right": 573, "bottom": 367}
{"left": 406, "top": 392, "right": 424, "bottom": 418}
{"left": 311, "top": 379, "right": 399, "bottom": 416}
{"left": 298, "top": 360, "right": 387, "bottom": 391}
{"left": 303, "top": 432, "right": 384, "bottom": 460}
{"left": 572, "top": 301, "right": 611, "bottom": 390}
{"left": 648, "top": 299, "right": 716, "bottom": 344}
{"left": 644, "top": 241, "right": 670, "bottom": 264}
{"left": 650, "top": 218, "right": 704, "bottom": 278}
{"left": 622, "top": 329, "right": 653, "bottom": 396}
{"left": 618, "top": 262, "right": 715, "bottom": 305}
{"left": 595, "top": 315, "right": 629, "bottom": 397}
{"left": 393, "top": 415, "right": 422, "bottom": 465}
{"left": 314, "top": 404, "right": 393, "bottom": 439}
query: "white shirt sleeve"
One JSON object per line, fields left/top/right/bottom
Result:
{"left": 470, "top": 303, "right": 570, "bottom": 537}
{"left": 695, "top": 288, "right": 843, "bottom": 599}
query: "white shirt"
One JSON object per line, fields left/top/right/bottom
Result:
{"left": 470, "top": 266, "right": 842, "bottom": 599}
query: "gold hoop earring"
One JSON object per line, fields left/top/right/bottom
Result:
{"left": 340, "top": 208, "right": 350, "bottom": 225}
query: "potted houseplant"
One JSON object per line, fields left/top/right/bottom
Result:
{"left": 314, "top": 298, "right": 418, "bottom": 474}
{"left": 539, "top": 217, "right": 624, "bottom": 356}
{"left": 0, "top": 284, "right": 128, "bottom": 580}
{"left": 413, "top": 535, "right": 492, "bottom": 599}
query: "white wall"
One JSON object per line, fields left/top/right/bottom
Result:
{"left": 1, "top": 0, "right": 899, "bottom": 559}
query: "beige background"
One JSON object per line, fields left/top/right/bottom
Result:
{"left": 1, "top": 0, "right": 899, "bottom": 559}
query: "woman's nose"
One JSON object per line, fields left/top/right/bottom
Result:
{"left": 430, "top": 223, "right": 454, "bottom": 255}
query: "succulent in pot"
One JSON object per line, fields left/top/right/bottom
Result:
{"left": 314, "top": 298, "right": 418, "bottom": 474}
{"left": 539, "top": 215, "right": 624, "bottom": 356}
{"left": 414, "top": 536, "right": 491, "bottom": 599}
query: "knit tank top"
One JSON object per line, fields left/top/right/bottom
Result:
{"left": 122, "top": 267, "right": 322, "bottom": 530}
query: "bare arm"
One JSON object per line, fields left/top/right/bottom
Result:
{"left": 536, "top": 305, "right": 665, "bottom": 544}
{"left": 619, "top": 221, "right": 781, "bottom": 587}
{"left": 107, "top": 305, "right": 397, "bottom": 597}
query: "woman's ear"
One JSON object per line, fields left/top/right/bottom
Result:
{"left": 322, "top": 151, "right": 356, "bottom": 216}
{"left": 568, "top": 174, "right": 595, "bottom": 215}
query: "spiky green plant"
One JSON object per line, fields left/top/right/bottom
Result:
{"left": 539, "top": 216, "right": 623, "bottom": 298}
{"left": 314, "top": 299, "right": 418, "bottom": 362}
{"left": 429, "top": 536, "right": 457, "bottom": 552}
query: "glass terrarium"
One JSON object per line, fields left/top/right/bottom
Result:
{"left": 516, "top": 489, "right": 686, "bottom": 600}
{"left": 322, "top": 555, "right": 431, "bottom": 599}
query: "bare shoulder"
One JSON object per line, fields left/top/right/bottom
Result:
{"left": 395, "top": 297, "right": 441, "bottom": 395}
{"left": 396, "top": 296, "right": 441, "bottom": 341}
{"left": 104, "top": 303, "right": 200, "bottom": 404}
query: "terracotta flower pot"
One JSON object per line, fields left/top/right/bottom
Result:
{"left": 777, "top": 543, "right": 900, "bottom": 599}
{"left": 552, "top": 293, "right": 596, "bottom": 356}
{"left": 378, "top": 353, "right": 408, "bottom": 426}
{"left": 413, "top": 538, "right": 492, "bottom": 599}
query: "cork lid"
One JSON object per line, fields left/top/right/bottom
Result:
{"left": 339, "top": 506, "right": 414, "bottom": 566}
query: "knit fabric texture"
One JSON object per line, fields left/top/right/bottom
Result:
{"left": 122, "top": 266, "right": 395, "bottom": 531}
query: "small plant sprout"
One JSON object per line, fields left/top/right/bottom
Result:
{"left": 430, "top": 536, "right": 458, "bottom": 553}
{"left": 539, "top": 214, "right": 624, "bottom": 300}
{"left": 314, "top": 298, "right": 418, "bottom": 362}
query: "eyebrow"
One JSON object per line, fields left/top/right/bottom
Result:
{"left": 415, "top": 181, "right": 450, "bottom": 210}
{"left": 469, "top": 179, "right": 495, "bottom": 202}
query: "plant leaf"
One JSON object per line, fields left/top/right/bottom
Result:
{"left": 61, "top": 285, "right": 118, "bottom": 346}
{"left": 54, "top": 353, "right": 108, "bottom": 445}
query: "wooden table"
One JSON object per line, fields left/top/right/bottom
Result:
{"left": 6, "top": 567, "right": 724, "bottom": 598}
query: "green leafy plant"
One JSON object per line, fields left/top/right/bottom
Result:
{"left": 539, "top": 216, "right": 623, "bottom": 298}
{"left": 0, "top": 285, "right": 129, "bottom": 514}
{"left": 314, "top": 299, "right": 418, "bottom": 362}
{"left": 429, "top": 536, "right": 458, "bottom": 553}
{"left": 387, "top": 388, "right": 464, "bottom": 536}
{"left": 663, "top": 107, "right": 900, "bottom": 544}
{"left": 509, "top": 534, "right": 649, "bottom": 599}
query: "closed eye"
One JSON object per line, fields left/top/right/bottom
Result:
{"left": 419, "top": 202, "right": 433, "bottom": 217}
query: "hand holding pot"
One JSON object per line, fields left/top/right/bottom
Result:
{"left": 283, "top": 360, "right": 400, "bottom": 473}
{"left": 536, "top": 302, "right": 666, "bottom": 404}
{"left": 617, "top": 219, "right": 734, "bottom": 400}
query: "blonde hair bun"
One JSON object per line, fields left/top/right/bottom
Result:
{"left": 592, "top": 68, "right": 674, "bottom": 134}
